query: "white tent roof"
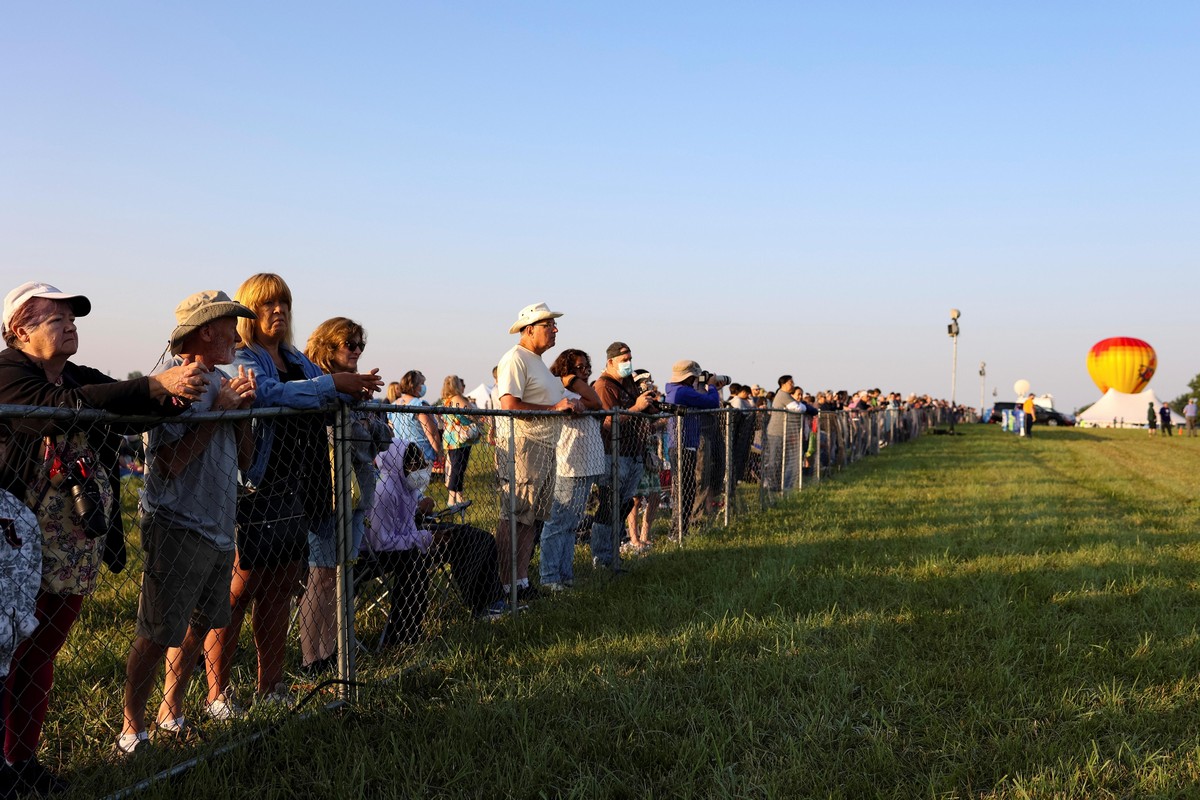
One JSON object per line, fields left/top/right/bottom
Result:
{"left": 466, "top": 382, "right": 495, "bottom": 410}
{"left": 1077, "top": 388, "right": 1186, "bottom": 427}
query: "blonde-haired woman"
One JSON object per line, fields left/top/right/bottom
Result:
{"left": 204, "top": 275, "right": 381, "bottom": 714}
{"left": 440, "top": 375, "right": 478, "bottom": 506}
{"left": 300, "top": 317, "right": 390, "bottom": 675}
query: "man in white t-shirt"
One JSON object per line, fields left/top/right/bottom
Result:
{"left": 494, "top": 302, "right": 580, "bottom": 599}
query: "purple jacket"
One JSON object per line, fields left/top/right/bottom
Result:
{"left": 364, "top": 438, "right": 432, "bottom": 554}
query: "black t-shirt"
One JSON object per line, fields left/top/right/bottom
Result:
{"left": 260, "top": 360, "right": 332, "bottom": 522}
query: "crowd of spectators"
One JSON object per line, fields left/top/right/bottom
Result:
{"left": 0, "top": 278, "right": 957, "bottom": 796}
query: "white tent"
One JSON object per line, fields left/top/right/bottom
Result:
{"left": 466, "top": 381, "right": 495, "bottom": 410}
{"left": 1076, "top": 388, "right": 1186, "bottom": 428}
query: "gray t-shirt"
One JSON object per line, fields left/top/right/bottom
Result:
{"left": 142, "top": 360, "right": 238, "bottom": 551}
{"left": 766, "top": 389, "right": 793, "bottom": 437}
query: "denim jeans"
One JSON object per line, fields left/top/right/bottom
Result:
{"left": 539, "top": 474, "right": 596, "bottom": 585}
{"left": 590, "top": 455, "right": 645, "bottom": 567}
{"left": 350, "top": 464, "right": 378, "bottom": 559}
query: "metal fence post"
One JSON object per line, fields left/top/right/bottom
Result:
{"left": 674, "top": 412, "right": 684, "bottom": 546}
{"left": 780, "top": 412, "right": 788, "bottom": 496}
{"left": 816, "top": 412, "right": 825, "bottom": 482}
{"left": 611, "top": 411, "right": 622, "bottom": 568}
{"left": 840, "top": 412, "right": 849, "bottom": 470}
{"left": 507, "top": 415, "right": 519, "bottom": 614}
{"left": 797, "top": 412, "right": 804, "bottom": 493}
{"left": 723, "top": 409, "right": 733, "bottom": 526}
{"left": 813, "top": 413, "right": 822, "bottom": 485}
{"left": 758, "top": 409, "right": 768, "bottom": 512}
{"left": 333, "top": 403, "right": 356, "bottom": 701}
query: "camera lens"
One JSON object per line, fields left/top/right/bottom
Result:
{"left": 70, "top": 480, "right": 107, "bottom": 538}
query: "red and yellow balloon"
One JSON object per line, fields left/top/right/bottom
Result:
{"left": 1087, "top": 337, "right": 1156, "bottom": 394}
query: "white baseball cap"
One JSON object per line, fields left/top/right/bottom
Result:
{"left": 2, "top": 282, "right": 91, "bottom": 335}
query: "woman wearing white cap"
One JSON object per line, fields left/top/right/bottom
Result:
{"left": 0, "top": 281, "right": 204, "bottom": 795}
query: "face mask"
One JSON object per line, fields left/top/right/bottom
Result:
{"left": 617, "top": 361, "right": 633, "bottom": 379}
{"left": 404, "top": 467, "right": 432, "bottom": 492}
{"left": 416, "top": 385, "right": 426, "bottom": 398}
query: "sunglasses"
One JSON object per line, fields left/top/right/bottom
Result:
{"left": 342, "top": 340, "right": 365, "bottom": 352}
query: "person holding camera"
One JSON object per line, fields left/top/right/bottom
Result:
{"left": 590, "top": 342, "right": 658, "bottom": 567}
{"left": 0, "top": 281, "right": 204, "bottom": 795}
{"left": 663, "top": 361, "right": 723, "bottom": 537}
{"left": 118, "top": 290, "right": 258, "bottom": 756}
{"left": 694, "top": 369, "right": 730, "bottom": 527}
{"left": 627, "top": 370, "right": 668, "bottom": 550}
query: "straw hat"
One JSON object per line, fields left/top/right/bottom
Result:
{"left": 170, "top": 290, "right": 256, "bottom": 354}
{"left": 508, "top": 302, "right": 563, "bottom": 335}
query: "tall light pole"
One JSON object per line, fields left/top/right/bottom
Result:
{"left": 947, "top": 309, "right": 960, "bottom": 432}
{"left": 979, "top": 361, "right": 986, "bottom": 419}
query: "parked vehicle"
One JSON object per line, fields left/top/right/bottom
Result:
{"left": 987, "top": 401, "right": 1074, "bottom": 426}
{"left": 1036, "top": 407, "right": 1075, "bottom": 427}
{"left": 985, "top": 402, "right": 1017, "bottom": 423}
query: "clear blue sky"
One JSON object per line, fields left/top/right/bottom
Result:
{"left": 3, "top": 2, "right": 1196, "bottom": 411}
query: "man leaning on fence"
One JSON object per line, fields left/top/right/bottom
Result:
{"left": 765, "top": 375, "right": 798, "bottom": 490}
{"left": 590, "top": 341, "right": 657, "bottom": 568}
{"left": 494, "top": 303, "right": 581, "bottom": 599}
{"left": 117, "top": 292, "right": 257, "bottom": 755}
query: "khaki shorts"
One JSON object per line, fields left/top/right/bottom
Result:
{"left": 497, "top": 436, "right": 555, "bottom": 526}
{"left": 136, "top": 514, "right": 235, "bottom": 647}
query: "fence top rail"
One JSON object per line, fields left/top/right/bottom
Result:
{"left": 0, "top": 402, "right": 319, "bottom": 426}
{"left": 369, "top": 403, "right": 911, "bottom": 421}
{"left": 0, "top": 401, "right": 943, "bottom": 427}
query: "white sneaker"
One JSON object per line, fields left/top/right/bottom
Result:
{"left": 257, "top": 684, "right": 296, "bottom": 709}
{"left": 205, "top": 694, "right": 246, "bottom": 721}
{"left": 152, "top": 716, "right": 204, "bottom": 745}
{"left": 113, "top": 731, "right": 150, "bottom": 757}
{"left": 543, "top": 581, "right": 567, "bottom": 593}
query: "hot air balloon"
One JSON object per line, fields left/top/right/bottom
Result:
{"left": 1087, "top": 337, "right": 1156, "bottom": 394}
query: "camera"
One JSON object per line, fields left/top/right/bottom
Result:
{"left": 698, "top": 370, "right": 730, "bottom": 386}
{"left": 50, "top": 457, "right": 107, "bottom": 538}
{"left": 634, "top": 375, "right": 657, "bottom": 395}
{"left": 657, "top": 401, "right": 684, "bottom": 415}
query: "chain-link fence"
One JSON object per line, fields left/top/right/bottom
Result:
{"left": 0, "top": 399, "right": 956, "bottom": 784}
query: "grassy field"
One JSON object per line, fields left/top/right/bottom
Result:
{"left": 71, "top": 425, "right": 1200, "bottom": 798}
